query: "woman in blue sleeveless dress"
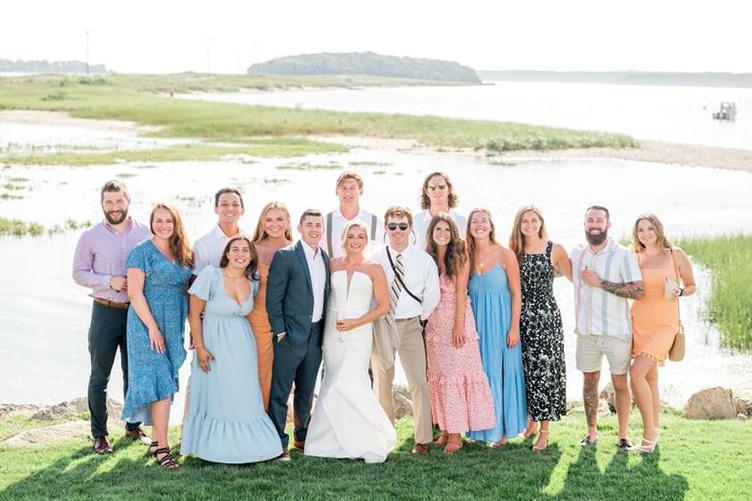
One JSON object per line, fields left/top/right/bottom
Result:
{"left": 465, "top": 208, "right": 527, "bottom": 446}
{"left": 181, "top": 236, "right": 282, "bottom": 463}
{"left": 123, "top": 203, "right": 193, "bottom": 469}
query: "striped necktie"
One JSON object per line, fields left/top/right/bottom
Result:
{"left": 388, "top": 253, "right": 404, "bottom": 320}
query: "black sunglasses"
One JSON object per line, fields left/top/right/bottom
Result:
{"left": 387, "top": 223, "right": 409, "bottom": 231}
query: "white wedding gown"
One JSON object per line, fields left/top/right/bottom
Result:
{"left": 305, "top": 270, "right": 397, "bottom": 463}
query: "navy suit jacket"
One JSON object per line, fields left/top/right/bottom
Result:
{"left": 266, "top": 240, "right": 330, "bottom": 346}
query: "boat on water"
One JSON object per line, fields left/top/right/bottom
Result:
{"left": 712, "top": 102, "right": 736, "bottom": 120}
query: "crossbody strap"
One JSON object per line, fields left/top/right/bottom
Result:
{"left": 386, "top": 247, "right": 422, "bottom": 305}
{"left": 671, "top": 249, "right": 682, "bottom": 328}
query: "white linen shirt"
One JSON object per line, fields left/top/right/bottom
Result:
{"left": 570, "top": 238, "right": 642, "bottom": 338}
{"left": 302, "top": 241, "right": 326, "bottom": 322}
{"left": 192, "top": 224, "right": 247, "bottom": 275}
{"left": 373, "top": 244, "right": 440, "bottom": 321}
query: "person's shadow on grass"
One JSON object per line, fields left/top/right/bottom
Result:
{"left": 553, "top": 444, "right": 689, "bottom": 501}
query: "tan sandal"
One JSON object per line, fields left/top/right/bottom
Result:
{"left": 444, "top": 434, "right": 463, "bottom": 454}
{"left": 532, "top": 430, "right": 549, "bottom": 452}
{"left": 435, "top": 431, "right": 449, "bottom": 446}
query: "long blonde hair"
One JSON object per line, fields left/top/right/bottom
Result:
{"left": 509, "top": 205, "right": 548, "bottom": 262}
{"left": 150, "top": 203, "right": 193, "bottom": 268}
{"left": 631, "top": 213, "right": 673, "bottom": 253}
{"left": 252, "top": 201, "right": 293, "bottom": 243}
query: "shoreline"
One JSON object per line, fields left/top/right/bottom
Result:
{"left": 2, "top": 110, "right": 752, "bottom": 173}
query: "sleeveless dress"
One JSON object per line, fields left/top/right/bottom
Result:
{"left": 305, "top": 270, "right": 397, "bottom": 463}
{"left": 631, "top": 251, "right": 680, "bottom": 364}
{"left": 520, "top": 241, "right": 567, "bottom": 422}
{"left": 122, "top": 239, "right": 192, "bottom": 425}
{"left": 248, "top": 263, "right": 274, "bottom": 411}
{"left": 466, "top": 264, "right": 528, "bottom": 442}
{"left": 425, "top": 274, "right": 495, "bottom": 433}
{"left": 180, "top": 266, "right": 282, "bottom": 463}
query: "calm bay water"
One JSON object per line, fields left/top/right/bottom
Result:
{"left": 1, "top": 83, "right": 751, "bottom": 420}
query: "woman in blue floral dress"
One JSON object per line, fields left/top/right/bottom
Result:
{"left": 122, "top": 203, "right": 193, "bottom": 469}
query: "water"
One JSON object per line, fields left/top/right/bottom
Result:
{"left": 1, "top": 84, "right": 751, "bottom": 420}
{"left": 180, "top": 81, "right": 752, "bottom": 150}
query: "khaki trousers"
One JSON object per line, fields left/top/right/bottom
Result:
{"left": 371, "top": 316, "right": 433, "bottom": 445}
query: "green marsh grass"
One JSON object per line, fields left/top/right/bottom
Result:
{"left": 0, "top": 74, "right": 636, "bottom": 166}
{"left": 679, "top": 235, "right": 752, "bottom": 351}
{"left": 0, "top": 217, "right": 43, "bottom": 237}
{"left": 0, "top": 412, "right": 749, "bottom": 500}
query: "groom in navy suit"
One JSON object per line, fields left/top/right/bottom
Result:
{"left": 266, "top": 209, "right": 330, "bottom": 460}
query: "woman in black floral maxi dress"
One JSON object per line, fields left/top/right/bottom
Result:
{"left": 510, "top": 206, "right": 572, "bottom": 451}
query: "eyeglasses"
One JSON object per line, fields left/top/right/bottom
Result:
{"left": 387, "top": 223, "right": 409, "bottom": 231}
{"left": 427, "top": 183, "right": 447, "bottom": 191}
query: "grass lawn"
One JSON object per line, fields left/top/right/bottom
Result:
{"left": 1, "top": 411, "right": 749, "bottom": 501}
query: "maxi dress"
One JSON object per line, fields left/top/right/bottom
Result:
{"left": 520, "top": 241, "right": 567, "bottom": 422}
{"left": 425, "top": 273, "right": 496, "bottom": 433}
{"left": 305, "top": 270, "right": 397, "bottom": 463}
{"left": 631, "top": 251, "right": 681, "bottom": 364}
{"left": 466, "top": 264, "right": 528, "bottom": 442}
{"left": 122, "top": 239, "right": 191, "bottom": 425}
{"left": 180, "top": 266, "right": 282, "bottom": 463}
{"left": 248, "top": 263, "right": 274, "bottom": 411}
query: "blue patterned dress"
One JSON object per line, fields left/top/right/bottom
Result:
{"left": 122, "top": 239, "right": 191, "bottom": 425}
{"left": 466, "top": 264, "right": 528, "bottom": 442}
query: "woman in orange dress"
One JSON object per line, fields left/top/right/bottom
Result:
{"left": 249, "top": 201, "right": 293, "bottom": 411}
{"left": 630, "top": 214, "right": 695, "bottom": 453}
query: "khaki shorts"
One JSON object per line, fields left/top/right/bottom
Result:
{"left": 576, "top": 334, "right": 632, "bottom": 375}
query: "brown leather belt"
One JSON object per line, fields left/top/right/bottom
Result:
{"left": 93, "top": 298, "right": 130, "bottom": 309}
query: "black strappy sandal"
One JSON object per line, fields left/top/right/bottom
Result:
{"left": 154, "top": 447, "right": 179, "bottom": 469}
{"left": 148, "top": 441, "right": 159, "bottom": 455}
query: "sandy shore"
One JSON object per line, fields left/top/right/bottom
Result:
{"left": 2, "top": 110, "right": 751, "bottom": 173}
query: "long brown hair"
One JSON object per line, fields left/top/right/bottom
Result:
{"left": 252, "top": 201, "right": 293, "bottom": 243}
{"left": 509, "top": 205, "right": 548, "bottom": 262}
{"left": 419, "top": 171, "right": 459, "bottom": 210}
{"left": 466, "top": 208, "right": 497, "bottom": 273}
{"left": 219, "top": 235, "right": 259, "bottom": 279}
{"left": 425, "top": 213, "right": 467, "bottom": 278}
{"left": 150, "top": 203, "right": 193, "bottom": 268}
{"left": 631, "top": 213, "right": 673, "bottom": 253}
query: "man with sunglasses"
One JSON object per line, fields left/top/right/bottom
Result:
{"left": 372, "top": 206, "right": 440, "bottom": 455}
{"left": 413, "top": 172, "right": 467, "bottom": 250}
{"left": 323, "top": 171, "right": 384, "bottom": 258}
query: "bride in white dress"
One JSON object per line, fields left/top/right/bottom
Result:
{"left": 305, "top": 220, "right": 397, "bottom": 463}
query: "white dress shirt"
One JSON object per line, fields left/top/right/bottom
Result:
{"left": 192, "top": 224, "right": 247, "bottom": 275}
{"left": 374, "top": 244, "right": 440, "bottom": 321}
{"left": 302, "top": 241, "right": 326, "bottom": 322}
{"left": 324, "top": 207, "right": 384, "bottom": 258}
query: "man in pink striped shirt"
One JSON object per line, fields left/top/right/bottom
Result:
{"left": 72, "top": 180, "right": 151, "bottom": 454}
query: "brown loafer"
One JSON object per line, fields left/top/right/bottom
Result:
{"left": 125, "top": 427, "right": 152, "bottom": 445}
{"left": 293, "top": 439, "right": 305, "bottom": 452}
{"left": 93, "top": 435, "right": 113, "bottom": 454}
{"left": 411, "top": 443, "right": 429, "bottom": 455}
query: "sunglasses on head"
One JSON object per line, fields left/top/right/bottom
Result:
{"left": 387, "top": 223, "right": 409, "bottom": 231}
{"left": 427, "top": 183, "right": 447, "bottom": 191}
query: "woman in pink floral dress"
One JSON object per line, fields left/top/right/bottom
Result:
{"left": 424, "top": 213, "right": 496, "bottom": 453}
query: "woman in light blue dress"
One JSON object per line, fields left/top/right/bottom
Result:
{"left": 465, "top": 208, "right": 527, "bottom": 446}
{"left": 180, "top": 235, "right": 282, "bottom": 463}
{"left": 123, "top": 203, "right": 193, "bottom": 469}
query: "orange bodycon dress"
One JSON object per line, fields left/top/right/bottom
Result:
{"left": 631, "top": 253, "right": 680, "bottom": 364}
{"left": 248, "top": 263, "right": 274, "bottom": 410}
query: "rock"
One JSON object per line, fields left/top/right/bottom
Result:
{"left": 737, "top": 413, "right": 748, "bottom": 421}
{"left": 0, "top": 403, "right": 41, "bottom": 420}
{"left": 734, "top": 398, "right": 752, "bottom": 417}
{"left": 392, "top": 384, "right": 414, "bottom": 420}
{"left": 684, "top": 387, "right": 737, "bottom": 420}
{"left": 600, "top": 384, "right": 616, "bottom": 413}
{"left": 4, "top": 420, "right": 91, "bottom": 447}
{"left": 29, "top": 398, "right": 122, "bottom": 421}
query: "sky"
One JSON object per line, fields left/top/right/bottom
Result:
{"left": 2, "top": 0, "right": 750, "bottom": 74}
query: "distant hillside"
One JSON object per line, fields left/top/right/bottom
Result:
{"left": 248, "top": 52, "right": 481, "bottom": 83}
{"left": 478, "top": 70, "right": 752, "bottom": 88}
{"left": 0, "top": 59, "right": 107, "bottom": 74}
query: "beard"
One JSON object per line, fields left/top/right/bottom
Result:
{"left": 104, "top": 209, "right": 128, "bottom": 225}
{"left": 585, "top": 228, "right": 608, "bottom": 246}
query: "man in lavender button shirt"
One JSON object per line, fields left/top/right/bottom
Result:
{"left": 72, "top": 180, "right": 151, "bottom": 454}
